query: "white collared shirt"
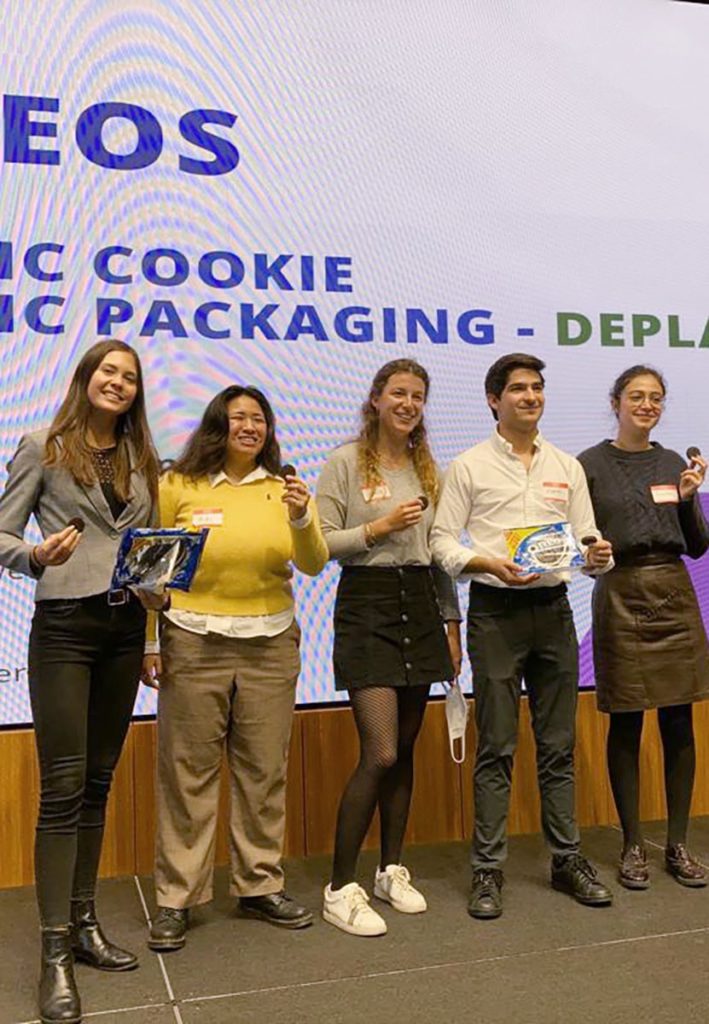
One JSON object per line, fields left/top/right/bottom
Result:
{"left": 145, "top": 465, "right": 310, "bottom": 650}
{"left": 430, "top": 429, "right": 610, "bottom": 588}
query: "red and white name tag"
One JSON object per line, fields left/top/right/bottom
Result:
{"left": 361, "top": 483, "right": 392, "bottom": 503}
{"left": 542, "top": 481, "right": 569, "bottom": 503}
{"left": 192, "top": 508, "right": 224, "bottom": 526}
{"left": 650, "top": 484, "right": 679, "bottom": 505}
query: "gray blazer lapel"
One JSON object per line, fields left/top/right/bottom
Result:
{"left": 49, "top": 434, "right": 114, "bottom": 529}
{"left": 115, "top": 439, "right": 153, "bottom": 529}
{"left": 115, "top": 469, "right": 150, "bottom": 529}
{"left": 80, "top": 479, "right": 117, "bottom": 528}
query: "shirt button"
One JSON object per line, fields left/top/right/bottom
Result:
{"left": 403, "top": 637, "right": 411, "bottom": 645}
{"left": 401, "top": 613, "right": 409, "bottom": 623}
{"left": 405, "top": 662, "right": 413, "bottom": 670}
{"left": 400, "top": 590, "right": 407, "bottom": 600}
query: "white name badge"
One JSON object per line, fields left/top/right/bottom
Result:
{"left": 650, "top": 484, "right": 679, "bottom": 504}
{"left": 192, "top": 508, "right": 224, "bottom": 526}
{"left": 542, "top": 481, "right": 569, "bottom": 503}
{"left": 361, "top": 483, "right": 392, "bottom": 503}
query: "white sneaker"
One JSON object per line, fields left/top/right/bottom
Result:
{"left": 374, "top": 864, "right": 427, "bottom": 914}
{"left": 322, "top": 882, "right": 387, "bottom": 936}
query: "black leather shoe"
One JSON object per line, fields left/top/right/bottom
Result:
{"left": 147, "top": 908, "right": 188, "bottom": 951}
{"left": 551, "top": 853, "right": 613, "bottom": 906}
{"left": 468, "top": 869, "right": 504, "bottom": 919}
{"left": 70, "top": 900, "right": 138, "bottom": 971}
{"left": 239, "top": 891, "right": 313, "bottom": 929}
{"left": 665, "top": 844, "right": 707, "bottom": 888}
{"left": 39, "top": 927, "right": 82, "bottom": 1024}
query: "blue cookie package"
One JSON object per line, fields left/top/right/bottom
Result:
{"left": 111, "top": 527, "right": 208, "bottom": 593}
{"left": 504, "top": 522, "right": 585, "bottom": 574}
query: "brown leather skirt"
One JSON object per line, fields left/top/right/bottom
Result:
{"left": 592, "top": 558, "right": 709, "bottom": 713}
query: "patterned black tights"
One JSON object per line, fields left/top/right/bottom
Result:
{"left": 331, "top": 685, "right": 430, "bottom": 890}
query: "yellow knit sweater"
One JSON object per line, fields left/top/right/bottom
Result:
{"left": 158, "top": 471, "right": 328, "bottom": 615}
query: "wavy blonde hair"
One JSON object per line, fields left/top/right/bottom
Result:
{"left": 357, "top": 359, "right": 439, "bottom": 503}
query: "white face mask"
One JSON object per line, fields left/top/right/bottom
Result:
{"left": 445, "top": 682, "right": 469, "bottom": 763}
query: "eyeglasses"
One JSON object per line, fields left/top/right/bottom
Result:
{"left": 625, "top": 391, "right": 665, "bottom": 408}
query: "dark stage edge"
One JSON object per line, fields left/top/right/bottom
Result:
{"left": 3, "top": 819, "right": 709, "bottom": 1024}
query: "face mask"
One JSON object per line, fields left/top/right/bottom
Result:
{"left": 445, "top": 682, "right": 469, "bottom": 763}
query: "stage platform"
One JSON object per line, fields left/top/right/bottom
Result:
{"left": 3, "top": 818, "right": 709, "bottom": 1024}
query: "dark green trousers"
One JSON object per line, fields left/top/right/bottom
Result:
{"left": 467, "top": 582, "right": 580, "bottom": 870}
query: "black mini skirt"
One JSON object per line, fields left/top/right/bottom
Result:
{"left": 333, "top": 565, "right": 454, "bottom": 691}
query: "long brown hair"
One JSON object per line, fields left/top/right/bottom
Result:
{"left": 357, "top": 359, "right": 439, "bottom": 503}
{"left": 44, "top": 340, "right": 159, "bottom": 501}
{"left": 170, "top": 385, "right": 282, "bottom": 481}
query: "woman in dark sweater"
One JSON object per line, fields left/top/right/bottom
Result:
{"left": 579, "top": 365, "right": 709, "bottom": 890}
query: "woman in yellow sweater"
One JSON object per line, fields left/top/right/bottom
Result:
{"left": 141, "top": 385, "right": 327, "bottom": 950}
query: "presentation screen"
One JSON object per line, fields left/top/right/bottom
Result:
{"left": 1, "top": 0, "right": 708, "bottom": 725}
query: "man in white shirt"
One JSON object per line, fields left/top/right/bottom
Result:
{"left": 431, "top": 353, "right": 613, "bottom": 919}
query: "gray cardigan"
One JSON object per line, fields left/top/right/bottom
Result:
{"left": 0, "top": 429, "right": 153, "bottom": 600}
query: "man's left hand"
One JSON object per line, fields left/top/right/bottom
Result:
{"left": 585, "top": 538, "right": 613, "bottom": 570}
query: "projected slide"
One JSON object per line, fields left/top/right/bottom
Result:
{"left": 1, "top": 0, "right": 708, "bottom": 723}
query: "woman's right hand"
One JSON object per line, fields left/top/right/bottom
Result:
{"left": 141, "top": 654, "right": 162, "bottom": 689}
{"left": 376, "top": 500, "right": 425, "bottom": 537}
{"left": 33, "top": 525, "right": 82, "bottom": 567}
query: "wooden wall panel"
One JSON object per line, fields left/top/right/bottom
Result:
{"left": 574, "top": 693, "right": 616, "bottom": 826}
{"left": 283, "top": 715, "right": 307, "bottom": 857}
{"left": 132, "top": 720, "right": 157, "bottom": 877}
{"left": 406, "top": 702, "right": 465, "bottom": 845}
{"left": 2, "top": 694, "right": 709, "bottom": 890}
{"left": 301, "top": 706, "right": 379, "bottom": 856}
{"left": 691, "top": 702, "right": 709, "bottom": 816}
{"left": 0, "top": 729, "right": 38, "bottom": 888}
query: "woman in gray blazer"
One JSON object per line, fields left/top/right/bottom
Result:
{"left": 0, "top": 340, "right": 159, "bottom": 1024}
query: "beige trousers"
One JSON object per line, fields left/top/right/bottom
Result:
{"left": 154, "top": 619, "right": 300, "bottom": 908}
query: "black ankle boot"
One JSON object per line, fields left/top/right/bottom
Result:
{"left": 39, "top": 927, "right": 82, "bottom": 1024}
{"left": 70, "top": 900, "right": 138, "bottom": 972}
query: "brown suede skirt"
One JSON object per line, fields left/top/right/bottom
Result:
{"left": 592, "top": 557, "right": 709, "bottom": 713}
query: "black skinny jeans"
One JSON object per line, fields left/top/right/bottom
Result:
{"left": 28, "top": 593, "right": 145, "bottom": 926}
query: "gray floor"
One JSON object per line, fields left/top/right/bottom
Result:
{"left": 3, "top": 819, "right": 709, "bottom": 1024}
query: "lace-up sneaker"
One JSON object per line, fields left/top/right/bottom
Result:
{"left": 551, "top": 854, "right": 613, "bottom": 906}
{"left": 374, "top": 864, "right": 427, "bottom": 913}
{"left": 322, "top": 883, "right": 388, "bottom": 936}
{"left": 468, "top": 869, "right": 504, "bottom": 919}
